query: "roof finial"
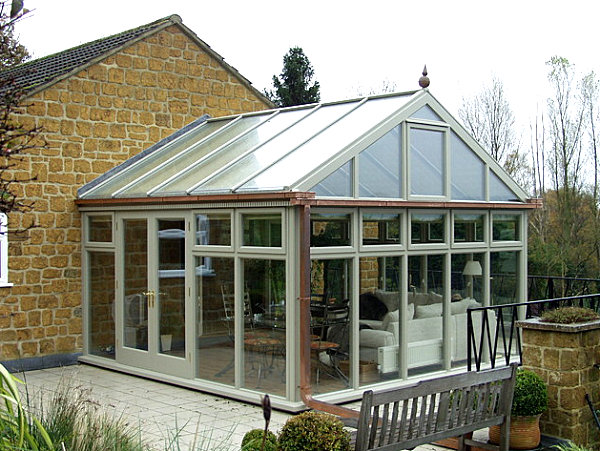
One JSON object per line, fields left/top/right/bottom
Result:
{"left": 419, "top": 65, "right": 430, "bottom": 89}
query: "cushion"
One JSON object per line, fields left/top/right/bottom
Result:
{"left": 408, "top": 292, "right": 431, "bottom": 306}
{"left": 381, "top": 305, "right": 415, "bottom": 331}
{"left": 359, "top": 292, "right": 388, "bottom": 321}
{"left": 374, "top": 290, "right": 399, "bottom": 312}
{"left": 429, "top": 292, "right": 443, "bottom": 304}
{"left": 414, "top": 303, "right": 442, "bottom": 318}
{"left": 451, "top": 297, "right": 482, "bottom": 314}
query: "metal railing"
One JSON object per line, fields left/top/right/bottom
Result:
{"left": 467, "top": 293, "right": 600, "bottom": 371}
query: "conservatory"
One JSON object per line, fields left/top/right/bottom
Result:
{"left": 77, "top": 89, "right": 537, "bottom": 411}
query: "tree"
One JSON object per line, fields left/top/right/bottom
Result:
{"left": 266, "top": 47, "right": 320, "bottom": 107}
{"left": 0, "top": 0, "right": 40, "bottom": 220}
{"left": 458, "top": 78, "right": 527, "bottom": 187}
{"left": 0, "top": 0, "right": 28, "bottom": 69}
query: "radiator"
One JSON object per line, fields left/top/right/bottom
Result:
{"left": 377, "top": 345, "right": 399, "bottom": 373}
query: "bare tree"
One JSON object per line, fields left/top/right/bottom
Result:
{"left": 458, "top": 78, "right": 526, "bottom": 185}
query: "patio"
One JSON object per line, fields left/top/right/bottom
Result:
{"left": 19, "top": 363, "right": 448, "bottom": 450}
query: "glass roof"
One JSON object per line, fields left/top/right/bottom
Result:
{"left": 78, "top": 90, "right": 527, "bottom": 203}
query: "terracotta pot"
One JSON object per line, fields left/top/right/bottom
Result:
{"left": 489, "top": 414, "right": 541, "bottom": 450}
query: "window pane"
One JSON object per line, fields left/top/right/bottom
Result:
{"left": 489, "top": 171, "right": 520, "bottom": 201}
{"left": 123, "top": 219, "right": 148, "bottom": 351}
{"left": 242, "top": 213, "right": 282, "bottom": 247}
{"left": 359, "top": 256, "right": 401, "bottom": 383}
{"left": 491, "top": 251, "right": 518, "bottom": 305}
{"left": 311, "top": 212, "right": 351, "bottom": 247}
{"left": 362, "top": 213, "right": 401, "bottom": 245}
{"left": 196, "top": 213, "right": 231, "bottom": 246}
{"left": 410, "top": 105, "right": 443, "bottom": 122}
{"left": 158, "top": 219, "right": 186, "bottom": 357}
{"left": 243, "top": 259, "right": 286, "bottom": 396}
{"left": 88, "top": 215, "right": 112, "bottom": 242}
{"left": 408, "top": 254, "right": 445, "bottom": 375}
{"left": 493, "top": 214, "right": 520, "bottom": 241}
{"left": 311, "top": 160, "right": 352, "bottom": 197}
{"left": 450, "top": 253, "right": 484, "bottom": 367}
{"left": 450, "top": 132, "right": 485, "bottom": 200}
{"left": 411, "top": 214, "right": 445, "bottom": 244}
{"left": 410, "top": 128, "right": 444, "bottom": 196}
{"left": 454, "top": 214, "right": 484, "bottom": 243}
{"left": 359, "top": 126, "right": 401, "bottom": 198}
{"left": 310, "top": 258, "right": 351, "bottom": 393}
{"left": 89, "top": 251, "right": 115, "bottom": 359}
{"left": 196, "top": 256, "right": 235, "bottom": 386}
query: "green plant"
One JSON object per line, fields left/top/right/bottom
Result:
{"left": 553, "top": 442, "right": 593, "bottom": 451}
{"left": 540, "top": 306, "right": 600, "bottom": 324}
{"left": 277, "top": 411, "right": 350, "bottom": 451}
{"left": 0, "top": 363, "right": 54, "bottom": 450}
{"left": 512, "top": 369, "right": 548, "bottom": 416}
{"left": 241, "top": 429, "right": 277, "bottom": 450}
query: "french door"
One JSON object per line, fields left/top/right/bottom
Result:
{"left": 116, "top": 212, "right": 192, "bottom": 378}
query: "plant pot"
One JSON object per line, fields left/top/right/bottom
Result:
{"left": 160, "top": 334, "right": 172, "bottom": 352}
{"left": 489, "top": 414, "right": 541, "bottom": 450}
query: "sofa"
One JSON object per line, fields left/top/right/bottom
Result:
{"left": 359, "top": 290, "right": 496, "bottom": 372}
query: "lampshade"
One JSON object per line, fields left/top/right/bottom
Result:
{"left": 463, "top": 260, "right": 482, "bottom": 276}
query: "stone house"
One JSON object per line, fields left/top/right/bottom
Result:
{"left": 0, "top": 14, "right": 272, "bottom": 369}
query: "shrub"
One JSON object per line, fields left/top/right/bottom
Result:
{"left": 241, "top": 428, "right": 277, "bottom": 450}
{"left": 278, "top": 411, "right": 350, "bottom": 451}
{"left": 540, "top": 306, "right": 600, "bottom": 324}
{"left": 512, "top": 369, "right": 548, "bottom": 416}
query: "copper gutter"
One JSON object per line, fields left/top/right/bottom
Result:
{"left": 297, "top": 204, "right": 359, "bottom": 419}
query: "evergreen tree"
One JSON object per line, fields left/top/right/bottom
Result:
{"left": 267, "top": 47, "right": 320, "bottom": 107}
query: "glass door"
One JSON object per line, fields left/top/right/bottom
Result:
{"left": 116, "top": 213, "right": 191, "bottom": 378}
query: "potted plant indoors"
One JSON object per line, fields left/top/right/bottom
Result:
{"left": 489, "top": 368, "right": 548, "bottom": 449}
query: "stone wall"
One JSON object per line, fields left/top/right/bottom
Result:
{"left": 519, "top": 319, "right": 600, "bottom": 448}
{"left": 0, "top": 24, "right": 270, "bottom": 363}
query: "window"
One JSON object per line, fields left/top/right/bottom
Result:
{"left": 242, "top": 213, "right": 282, "bottom": 247}
{"left": 310, "top": 212, "right": 351, "bottom": 247}
{"left": 311, "top": 160, "right": 352, "bottom": 197}
{"left": 87, "top": 215, "right": 113, "bottom": 243}
{"left": 362, "top": 213, "right": 401, "bottom": 246}
{"left": 196, "top": 213, "right": 231, "bottom": 246}
{"left": 410, "top": 127, "right": 445, "bottom": 197}
{"left": 493, "top": 214, "right": 520, "bottom": 241}
{"left": 454, "top": 213, "right": 485, "bottom": 243}
{"left": 358, "top": 126, "right": 401, "bottom": 198}
{"left": 410, "top": 213, "right": 445, "bottom": 244}
{"left": 0, "top": 213, "right": 9, "bottom": 286}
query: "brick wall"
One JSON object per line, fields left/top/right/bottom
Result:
{"left": 0, "top": 25, "right": 270, "bottom": 362}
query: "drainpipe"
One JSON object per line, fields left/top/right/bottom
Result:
{"left": 298, "top": 204, "right": 358, "bottom": 419}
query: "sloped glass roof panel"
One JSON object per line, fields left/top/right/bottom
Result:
{"left": 153, "top": 108, "right": 311, "bottom": 196}
{"left": 191, "top": 101, "right": 359, "bottom": 193}
{"left": 238, "top": 94, "right": 412, "bottom": 191}
{"left": 450, "top": 131, "right": 485, "bottom": 200}
{"left": 115, "top": 114, "right": 270, "bottom": 198}
{"left": 311, "top": 160, "right": 353, "bottom": 197}
{"left": 489, "top": 171, "right": 520, "bottom": 201}
{"left": 81, "top": 119, "right": 231, "bottom": 199}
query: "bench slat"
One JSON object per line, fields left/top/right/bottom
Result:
{"left": 351, "top": 363, "right": 517, "bottom": 451}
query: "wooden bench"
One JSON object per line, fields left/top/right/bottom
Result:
{"left": 344, "top": 363, "right": 518, "bottom": 451}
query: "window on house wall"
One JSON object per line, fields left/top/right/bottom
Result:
{"left": 0, "top": 213, "right": 9, "bottom": 286}
{"left": 310, "top": 212, "right": 351, "bottom": 247}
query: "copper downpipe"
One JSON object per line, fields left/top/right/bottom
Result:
{"left": 298, "top": 204, "right": 359, "bottom": 419}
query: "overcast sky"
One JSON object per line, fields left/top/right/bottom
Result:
{"left": 13, "top": 0, "right": 600, "bottom": 130}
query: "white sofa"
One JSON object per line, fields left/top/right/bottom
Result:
{"left": 359, "top": 291, "right": 496, "bottom": 372}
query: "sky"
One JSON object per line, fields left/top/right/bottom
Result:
{"left": 12, "top": 0, "right": 600, "bottom": 132}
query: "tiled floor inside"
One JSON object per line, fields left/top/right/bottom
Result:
{"left": 19, "top": 363, "right": 451, "bottom": 450}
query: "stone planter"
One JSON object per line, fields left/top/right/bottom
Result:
{"left": 517, "top": 317, "right": 600, "bottom": 448}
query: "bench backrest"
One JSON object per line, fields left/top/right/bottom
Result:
{"left": 355, "top": 364, "right": 517, "bottom": 451}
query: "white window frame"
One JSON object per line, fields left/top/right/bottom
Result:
{"left": 0, "top": 213, "right": 12, "bottom": 287}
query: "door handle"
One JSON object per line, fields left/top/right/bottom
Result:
{"left": 143, "top": 291, "right": 155, "bottom": 307}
